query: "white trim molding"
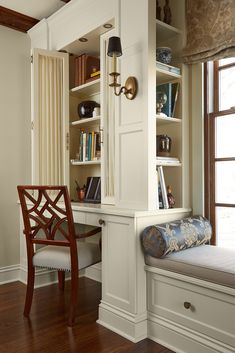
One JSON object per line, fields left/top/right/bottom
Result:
{"left": 0, "top": 264, "right": 21, "bottom": 285}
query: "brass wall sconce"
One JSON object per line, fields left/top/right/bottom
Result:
{"left": 107, "top": 36, "right": 138, "bottom": 100}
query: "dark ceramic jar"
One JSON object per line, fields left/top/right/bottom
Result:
{"left": 77, "top": 101, "right": 100, "bottom": 119}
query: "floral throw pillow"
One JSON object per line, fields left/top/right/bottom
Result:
{"left": 141, "top": 216, "right": 212, "bottom": 259}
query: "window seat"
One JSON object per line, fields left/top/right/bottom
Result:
{"left": 145, "top": 245, "right": 235, "bottom": 289}
{"left": 141, "top": 218, "right": 235, "bottom": 353}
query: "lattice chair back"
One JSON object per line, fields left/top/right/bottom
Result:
{"left": 17, "top": 185, "right": 77, "bottom": 252}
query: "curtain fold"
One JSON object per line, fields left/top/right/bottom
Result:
{"left": 183, "top": 0, "right": 235, "bottom": 64}
{"left": 38, "top": 55, "right": 63, "bottom": 185}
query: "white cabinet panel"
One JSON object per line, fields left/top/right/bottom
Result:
{"left": 101, "top": 215, "right": 136, "bottom": 312}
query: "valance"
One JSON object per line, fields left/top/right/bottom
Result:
{"left": 183, "top": 0, "right": 235, "bottom": 64}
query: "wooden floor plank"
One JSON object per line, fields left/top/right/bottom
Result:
{"left": 0, "top": 278, "right": 174, "bottom": 353}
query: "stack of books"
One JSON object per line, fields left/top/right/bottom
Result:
{"left": 74, "top": 54, "right": 100, "bottom": 86}
{"left": 156, "top": 61, "right": 181, "bottom": 75}
{"left": 74, "top": 131, "right": 101, "bottom": 162}
{"left": 156, "top": 156, "right": 181, "bottom": 166}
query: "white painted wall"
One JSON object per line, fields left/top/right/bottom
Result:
{"left": 0, "top": 25, "right": 31, "bottom": 269}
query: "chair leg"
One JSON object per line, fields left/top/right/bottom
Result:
{"left": 68, "top": 271, "right": 78, "bottom": 326}
{"left": 24, "top": 264, "right": 35, "bottom": 317}
{"left": 58, "top": 270, "right": 65, "bottom": 291}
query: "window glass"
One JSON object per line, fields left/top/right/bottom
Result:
{"left": 219, "top": 58, "right": 235, "bottom": 66}
{"left": 219, "top": 66, "right": 235, "bottom": 111}
{"left": 216, "top": 207, "right": 235, "bottom": 248}
{"left": 215, "top": 114, "right": 235, "bottom": 158}
{"left": 215, "top": 161, "right": 235, "bottom": 204}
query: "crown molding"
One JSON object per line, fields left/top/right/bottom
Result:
{"left": 0, "top": 6, "right": 39, "bottom": 33}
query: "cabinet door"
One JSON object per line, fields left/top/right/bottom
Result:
{"left": 100, "top": 214, "right": 136, "bottom": 313}
{"left": 31, "top": 48, "right": 69, "bottom": 186}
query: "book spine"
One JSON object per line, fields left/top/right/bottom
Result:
{"left": 158, "top": 166, "right": 169, "bottom": 209}
{"left": 78, "top": 55, "right": 82, "bottom": 86}
{"left": 81, "top": 54, "right": 86, "bottom": 85}
{"left": 79, "top": 131, "right": 82, "bottom": 161}
{"left": 83, "top": 133, "right": 86, "bottom": 161}
{"left": 91, "top": 131, "right": 95, "bottom": 160}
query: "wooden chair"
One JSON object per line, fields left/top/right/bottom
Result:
{"left": 17, "top": 185, "right": 101, "bottom": 326}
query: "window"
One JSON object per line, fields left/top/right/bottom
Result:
{"left": 205, "top": 59, "right": 235, "bottom": 248}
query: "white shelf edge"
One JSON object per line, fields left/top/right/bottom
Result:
{"left": 156, "top": 19, "right": 182, "bottom": 35}
{"left": 71, "top": 116, "right": 101, "bottom": 126}
{"left": 156, "top": 67, "right": 182, "bottom": 79}
{"left": 156, "top": 116, "right": 182, "bottom": 124}
{"left": 70, "top": 160, "right": 101, "bottom": 166}
{"left": 70, "top": 78, "right": 100, "bottom": 93}
{"left": 156, "top": 162, "right": 182, "bottom": 167}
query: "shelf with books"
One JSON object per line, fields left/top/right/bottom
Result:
{"left": 71, "top": 116, "right": 101, "bottom": 127}
{"left": 70, "top": 78, "right": 100, "bottom": 97}
{"left": 156, "top": 19, "right": 182, "bottom": 41}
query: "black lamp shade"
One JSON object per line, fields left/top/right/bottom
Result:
{"left": 107, "top": 36, "right": 123, "bottom": 57}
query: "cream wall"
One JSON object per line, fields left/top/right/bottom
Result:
{"left": 0, "top": 26, "right": 31, "bottom": 269}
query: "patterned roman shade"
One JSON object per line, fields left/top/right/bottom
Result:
{"left": 183, "top": 0, "right": 235, "bottom": 64}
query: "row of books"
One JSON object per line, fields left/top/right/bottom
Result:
{"left": 76, "top": 131, "right": 101, "bottom": 162}
{"left": 74, "top": 54, "right": 100, "bottom": 87}
{"left": 156, "top": 156, "right": 181, "bottom": 166}
{"left": 157, "top": 166, "right": 169, "bottom": 209}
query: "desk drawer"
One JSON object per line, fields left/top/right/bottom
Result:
{"left": 73, "top": 211, "right": 86, "bottom": 224}
{"left": 85, "top": 213, "right": 101, "bottom": 227}
{"left": 148, "top": 272, "right": 235, "bottom": 345}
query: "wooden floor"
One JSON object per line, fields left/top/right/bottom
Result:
{"left": 0, "top": 278, "right": 174, "bottom": 353}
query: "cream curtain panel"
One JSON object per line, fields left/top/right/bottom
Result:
{"left": 183, "top": 0, "right": 235, "bottom": 64}
{"left": 38, "top": 55, "right": 63, "bottom": 185}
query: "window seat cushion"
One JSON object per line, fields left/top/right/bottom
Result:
{"left": 145, "top": 245, "right": 235, "bottom": 288}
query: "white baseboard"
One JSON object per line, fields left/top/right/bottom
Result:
{"left": 98, "top": 301, "right": 147, "bottom": 343}
{"left": 0, "top": 264, "right": 21, "bottom": 284}
{"left": 84, "top": 262, "right": 101, "bottom": 283}
{"left": 0, "top": 263, "right": 100, "bottom": 288}
{"left": 148, "top": 313, "right": 235, "bottom": 353}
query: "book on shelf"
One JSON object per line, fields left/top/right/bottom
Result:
{"left": 156, "top": 82, "right": 180, "bottom": 118}
{"left": 75, "top": 130, "right": 101, "bottom": 162}
{"left": 74, "top": 54, "right": 100, "bottom": 87}
{"left": 156, "top": 61, "right": 181, "bottom": 75}
{"left": 156, "top": 156, "right": 181, "bottom": 165}
{"left": 157, "top": 166, "right": 169, "bottom": 209}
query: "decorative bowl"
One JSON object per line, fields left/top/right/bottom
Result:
{"left": 77, "top": 100, "right": 100, "bottom": 119}
{"left": 156, "top": 47, "right": 172, "bottom": 64}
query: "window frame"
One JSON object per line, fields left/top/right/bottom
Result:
{"left": 205, "top": 60, "right": 235, "bottom": 245}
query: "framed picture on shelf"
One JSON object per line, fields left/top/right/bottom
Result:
{"left": 157, "top": 166, "right": 169, "bottom": 209}
{"left": 156, "top": 82, "right": 179, "bottom": 118}
{"left": 84, "top": 176, "right": 101, "bottom": 203}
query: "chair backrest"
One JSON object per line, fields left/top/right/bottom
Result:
{"left": 17, "top": 186, "right": 77, "bottom": 249}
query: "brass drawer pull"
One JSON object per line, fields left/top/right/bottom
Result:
{"left": 184, "top": 301, "right": 191, "bottom": 309}
{"left": 98, "top": 219, "right": 105, "bottom": 226}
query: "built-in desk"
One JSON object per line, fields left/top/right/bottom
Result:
{"left": 19, "top": 203, "right": 190, "bottom": 342}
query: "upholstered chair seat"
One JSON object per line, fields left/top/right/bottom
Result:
{"left": 33, "top": 240, "right": 101, "bottom": 272}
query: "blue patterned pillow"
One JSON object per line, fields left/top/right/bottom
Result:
{"left": 141, "top": 216, "right": 212, "bottom": 259}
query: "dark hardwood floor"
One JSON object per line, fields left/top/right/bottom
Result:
{"left": 0, "top": 278, "right": 174, "bottom": 353}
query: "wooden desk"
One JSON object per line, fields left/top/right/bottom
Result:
{"left": 19, "top": 202, "right": 190, "bottom": 342}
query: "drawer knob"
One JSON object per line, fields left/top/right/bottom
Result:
{"left": 98, "top": 219, "right": 105, "bottom": 226}
{"left": 184, "top": 301, "right": 191, "bottom": 309}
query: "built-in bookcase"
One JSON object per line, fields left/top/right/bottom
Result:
{"left": 155, "top": 0, "right": 188, "bottom": 210}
